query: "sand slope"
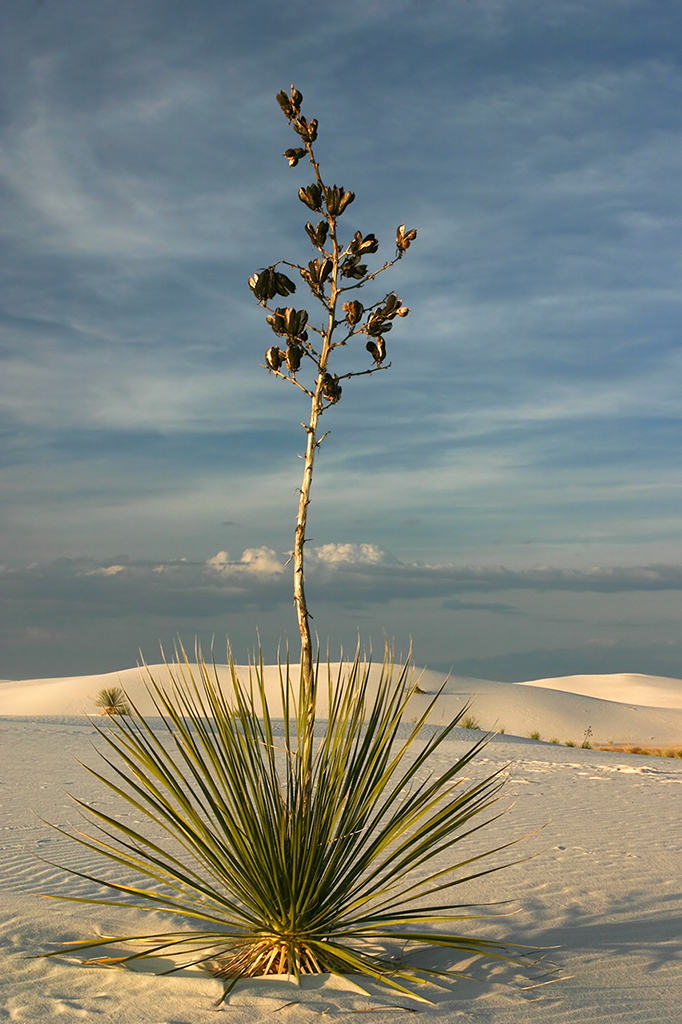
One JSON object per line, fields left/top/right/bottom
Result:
{"left": 517, "top": 672, "right": 682, "bottom": 709}
{"left": 1, "top": 713, "right": 681, "bottom": 1022}
{"left": 2, "top": 663, "right": 682, "bottom": 746}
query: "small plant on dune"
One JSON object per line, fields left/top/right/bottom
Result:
{"left": 565, "top": 740, "right": 576, "bottom": 747}
{"left": 581, "top": 726, "right": 593, "bottom": 749}
{"left": 44, "top": 86, "right": 530, "bottom": 1001}
{"left": 549, "top": 737, "right": 559, "bottom": 744}
{"left": 93, "top": 686, "right": 130, "bottom": 717}
{"left": 462, "top": 714, "right": 480, "bottom": 730}
{"left": 529, "top": 730, "right": 540, "bottom": 741}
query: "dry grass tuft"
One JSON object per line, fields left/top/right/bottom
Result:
{"left": 595, "top": 744, "right": 682, "bottom": 759}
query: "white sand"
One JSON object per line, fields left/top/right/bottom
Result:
{"left": 1, "top": 664, "right": 681, "bottom": 1021}
{"left": 3, "top": 663, "right": 682, "bottom": 746}
{"left": 517, "top": 672, "right": 682, "bottom": 709}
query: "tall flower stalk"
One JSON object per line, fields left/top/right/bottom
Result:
{"left": 250, "top": 85, "right": 416, "bottom": 698}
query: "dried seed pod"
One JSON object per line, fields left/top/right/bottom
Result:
{"left": 286, "top": 345, "right": 303, "bottom": 372}
{"left": 323, "top": 185, "right": 340, "bottom": 215}
{"left": 396, "top": 224, "right": 417, "bottom": 251}
{"left": 350, "top": 231, "right": 379, "bottom": 256}
{"left": 284, "top": 147, "right": 307, "bottom": 167}
{"left": 320, "top": 373, "right": 342, "bottom": 403}
{"left": 276, "top": 86, "right": 302, "bottom": 120}
{"left": 266, "top": 306, "right": 307, "bottom": 338}
{"left": 276, "top": 90, "right": 294, "bottom": 119}
{"left": 343, "top": 300, "right": 364, "bottom": 326}
{"left": 383, "top": 293, "right": 399, "bottom": 314}
{"left": 323, "top": 185, "right": 354, "bottom": 216}
{"left": 295, "top": 309, "right": 309, "bottom": 335}
{"left": 366, "top": 310, "right": 393, "bottom": 336}
{"left": 293, "top": 117, "right": 318, "bottom": 143}
{"left": 340, "top": 255, "right": 367, "bottom": 280}
{"left": 250, "top": 267, "right": 279, "bottom": 302}
{"left": 365, "top": 338, "right": 386, "bottom": 366}
{"left": 271, "top": 307, "right": 308, "bottom": 339}
{"left": 302, "top": 258, "right": 333, "bottom": 290}
{"left": 337, "top": 189, "right": 355, "bottom": 214}
{"left": 299, "top": 184, "right": 323, "bottom": 212}
{"left": 274, "top": 272, "right": 297, "bottom": 297}
{"left": 305, "top": 220, "right": 329, "bottom": 247}
{"left": 265, "top": 346, "right": 286, "bottom": 371}
{"left": 266, "top": 307, "right": 287, "bottom": 335}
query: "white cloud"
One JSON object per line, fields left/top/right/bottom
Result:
{"left": 206, "top": 548, "right": 284, "bottom": 576}
{"left": 310, "top": 543, "right": 392, "bottom": 566}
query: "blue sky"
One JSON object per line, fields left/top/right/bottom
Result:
{"left": 1, "top": 0, "right": 681, "bottom": 679}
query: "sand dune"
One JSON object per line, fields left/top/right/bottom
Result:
{"left": 2, "top": 663, "right": 682, "bottom": 747}
{"left": 517, "top": 672, "right": 682, "bottom": 709}
{"left": 1, "top": 678, "right": 681, "bottom": 1022}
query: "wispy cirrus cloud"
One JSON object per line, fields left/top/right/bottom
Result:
{"left": 1, "top": 0, "right": 680, "bottom": 678}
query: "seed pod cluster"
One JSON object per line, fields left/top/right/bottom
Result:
{"left": 340, "top": 255, "right": 367, "bottom": 280}
{"left": 266, "top": 307, "right": 309, "bottom": 342}
{"left": 284, "top": 147, "right": 307, "bottom": 167}
{"left": 276, "top": 87, "right": 303, "bottom": 121}
{"left": 323, "top": 185, "right": 355, "bottom": 216}
{"left": 349, "top": 231, "right": 379, "bottom": 256}
{"left": 320, "top": 373, "right": 342, "bottom": 404}
{"left": 365, "top": 293, "right": 408, "bottom": 336}
{"left": 249, "top": 267, "right": 297, "bottom": 302}
{"left": 293, "top": 116, "right": 318, "bottom": 144}
{"left": 258, "top": 88, "right": 417, "bottom": 402}
{"left": 396, "top": 224, "right": 417, "bottom": 251}
{"left": 301, "top": 257, "right": 333, "bottom": 292}
{"left": 299, "top": 184, "right": 323, "bottom": 212}
{"left": 343, "top": 300, "right": 364, "bottom": 326}
{"left": 305, "top": 220, "right": 329, "bottom": 247}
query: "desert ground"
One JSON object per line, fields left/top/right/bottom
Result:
{"left": 1, "top": 664, "right": 681, "bottom": 1022}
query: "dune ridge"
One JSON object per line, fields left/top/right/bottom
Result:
{"left": 2, "top": 664, "right": 681, "bottom": 747}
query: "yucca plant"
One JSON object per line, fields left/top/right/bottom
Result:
{"left": 44, "top": 646, "right": 523, "bottom": 1001}
{"left": 93, "top": 686, "right": 130, "bottom": 717}
{"left": 42, "top": 86, "right": 532, "bottom": 1003}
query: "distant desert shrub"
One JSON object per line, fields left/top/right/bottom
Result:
{"left": 595, "top": 744, "right": 682, "bottom": 759}
{"left": 549, "top": 737, "right": 559, "bottom": 744}
{"left": 94, "top": 686, "right": 130, "bottom": 717}
{"left": 565, "top": 740, "right": 576, "bottom": 747}
{"left": 529, "top": 730, "right": 540, "bottom": 741}
{"left": 581, "top": 726, "right": 593, "bottom": 749}
{"left": 462, "top": 714, "right": 480, "bottom": 730}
